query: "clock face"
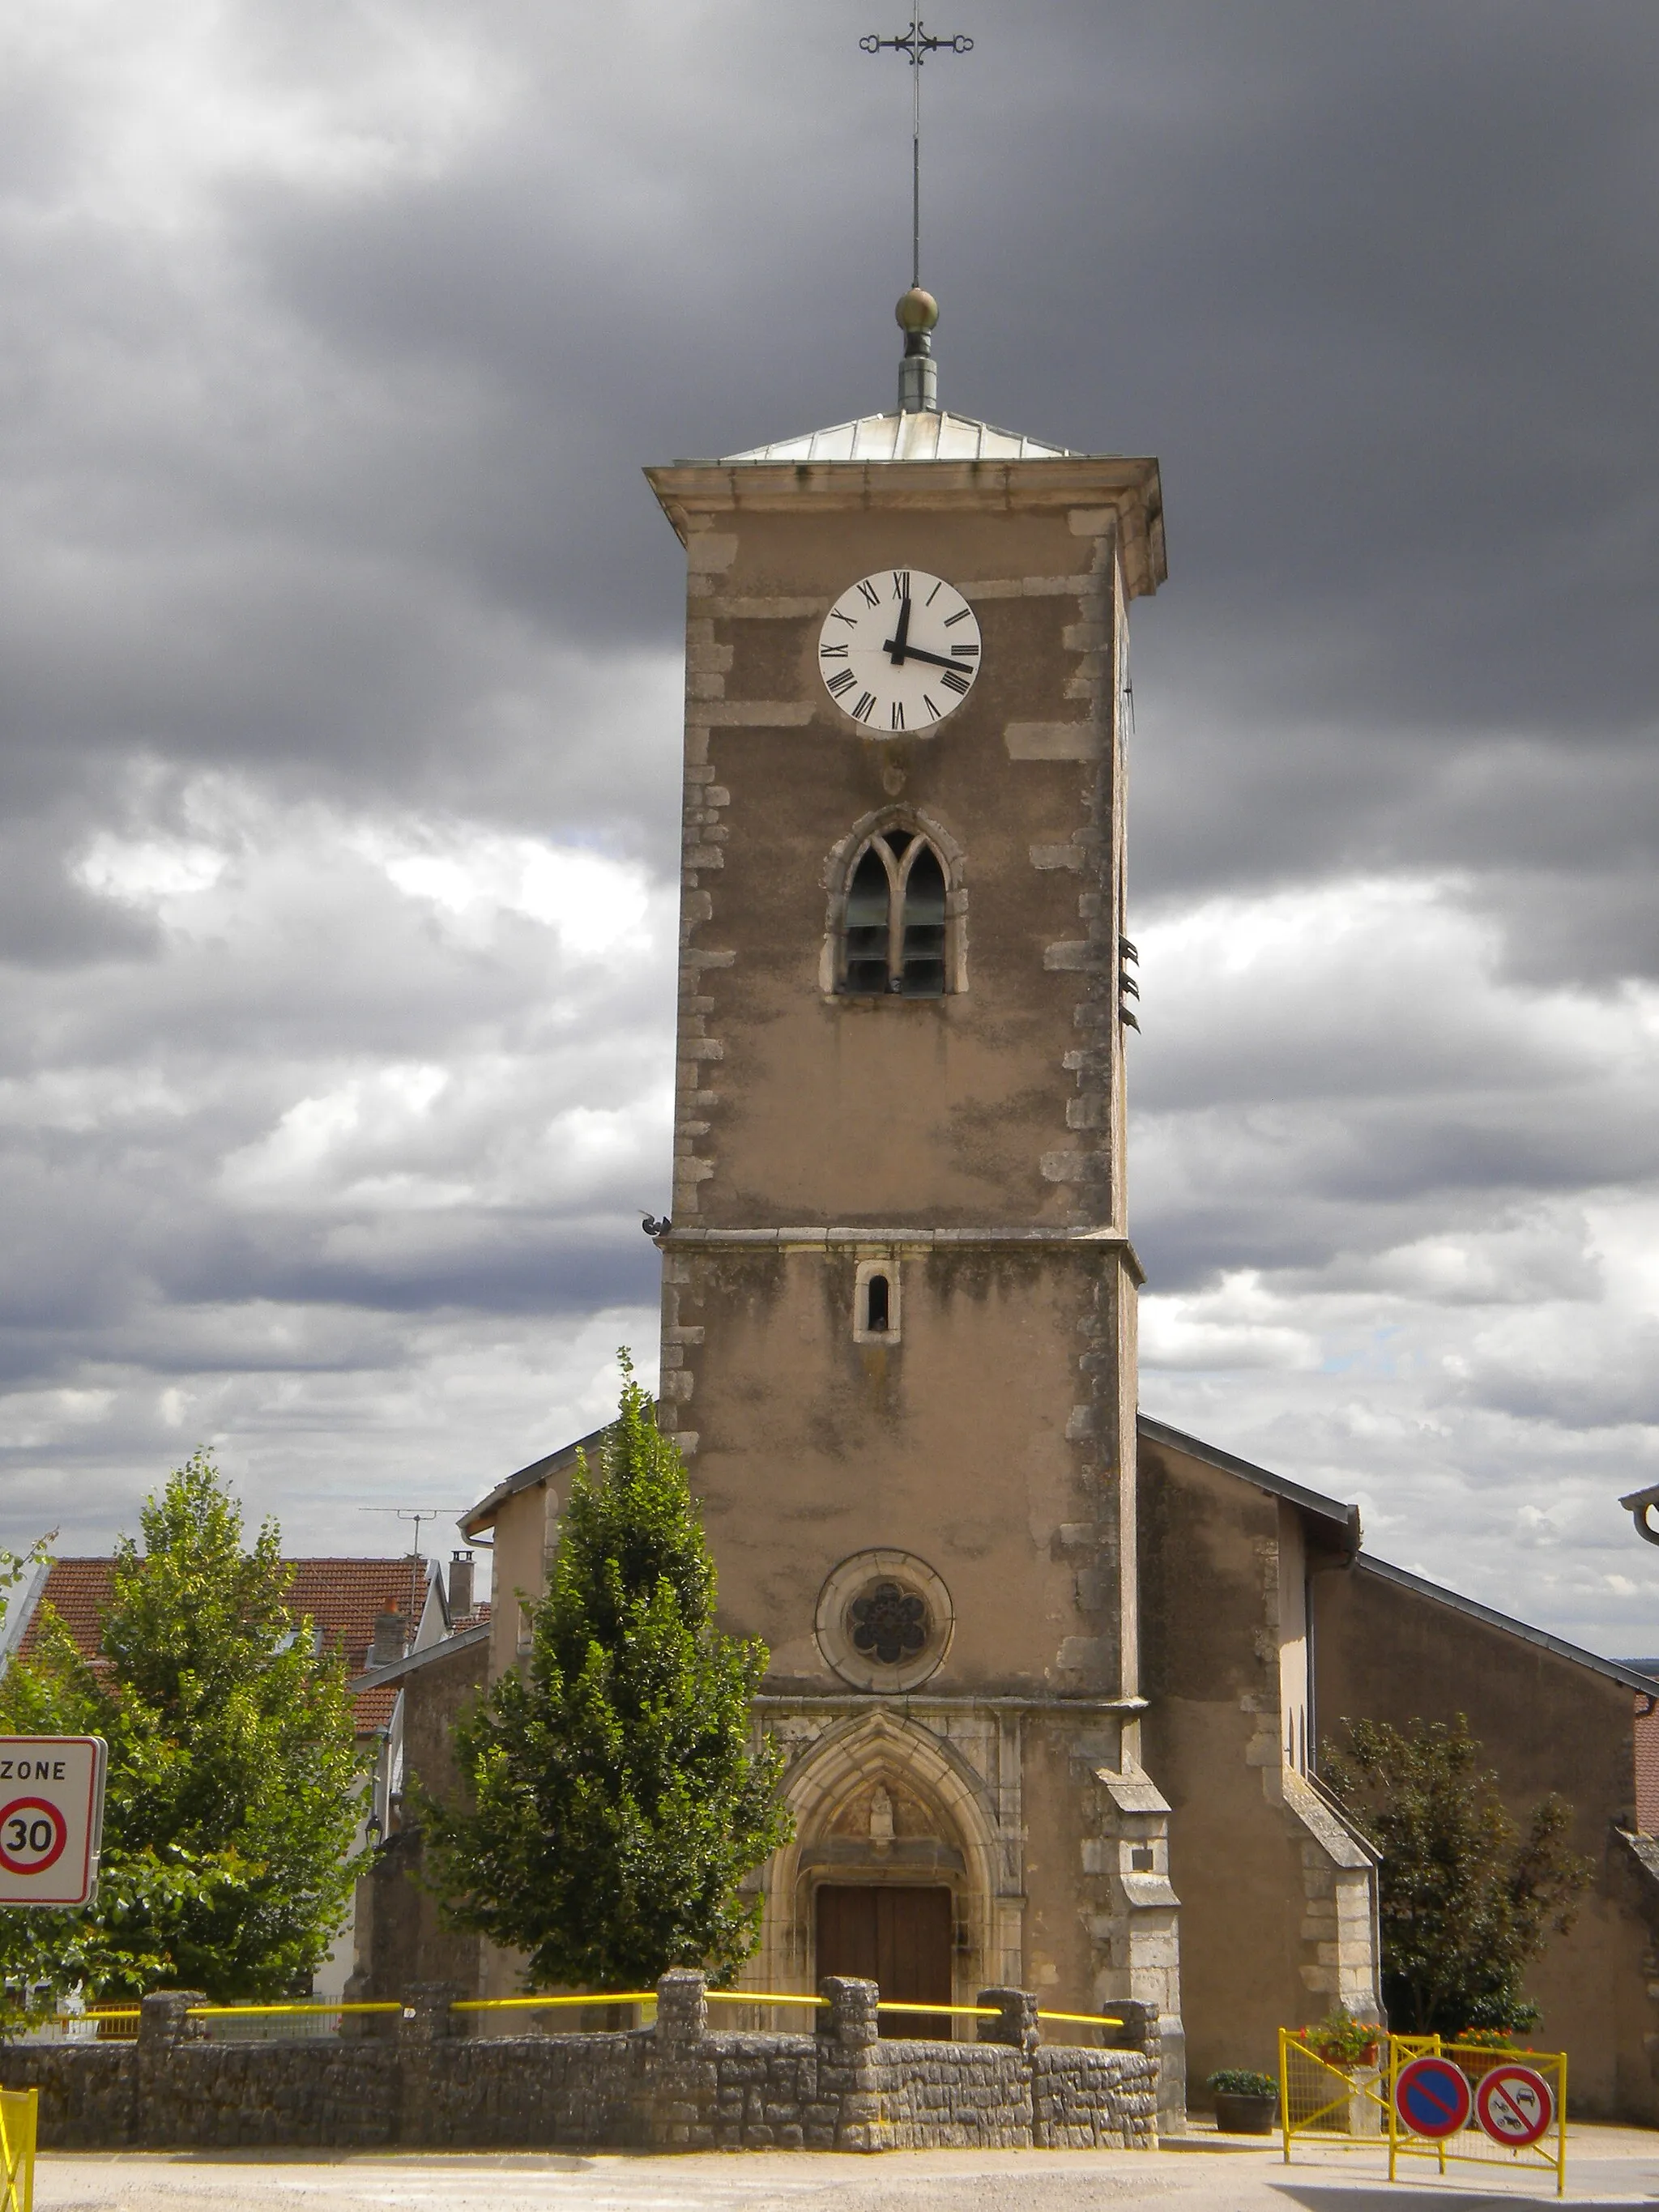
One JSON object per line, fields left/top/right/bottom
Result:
{"left": 818, "top": 569, "right": 982, "bottom": 733}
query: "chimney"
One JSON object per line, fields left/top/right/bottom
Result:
{"left": 448, "top": 1551, "right": 475, "bottom": 1622}
{"left": 370, "top": 1610, "right": 407, "bottom": 1669}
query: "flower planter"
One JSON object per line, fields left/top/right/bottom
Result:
{"left": 1213, "top": 2090, "right": 1278, "bottom": 2135}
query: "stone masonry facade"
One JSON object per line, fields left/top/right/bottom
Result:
{"left": 7, "top": 1974, "right": 1158, "bottom": 2155}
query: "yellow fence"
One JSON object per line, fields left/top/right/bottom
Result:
{"left": 42, "top": 1990, "right": 1128, "bottom": 2046}
{"left": 1279, "top": 2027, "right": 1567, "bottom": 2197}
{"left": 0, "top": 2087, "right": 36, "bottom": 2212}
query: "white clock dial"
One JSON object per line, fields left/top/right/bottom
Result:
{"left": 818, "top": 569, "right": 982, "bottom": 733}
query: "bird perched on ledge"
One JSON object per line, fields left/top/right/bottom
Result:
{"left": 640, "top": 1213, "right": 672, "bottom": 1239}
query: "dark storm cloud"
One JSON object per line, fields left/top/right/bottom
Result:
{"left": 1, "top": 0, "right": 1656, "bottom": 1632}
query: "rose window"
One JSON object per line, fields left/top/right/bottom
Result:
{"left": 848, "top": 1580, "right": 930, "bottom": 1667}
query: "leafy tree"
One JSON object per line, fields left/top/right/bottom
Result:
{"left": 420, "top": 1355, "right": 793, "bottom": 1990}
{"left": 1322, "top": 1714, "right": 1593, "bottom": 2035}
{"left": 0, "top": 1454, "right": 364, "bottom": 2006}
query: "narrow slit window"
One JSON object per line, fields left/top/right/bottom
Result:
{"left": 853, "top": 1257, "right": 900, "bottom": 1343}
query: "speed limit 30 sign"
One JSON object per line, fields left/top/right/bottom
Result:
{"left": 0, "top": 1737, "right": 106, "bottom": 1906}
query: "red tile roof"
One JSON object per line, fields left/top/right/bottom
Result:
{"left": 16, "top": 1556, "right": 437, "bottom": 1737}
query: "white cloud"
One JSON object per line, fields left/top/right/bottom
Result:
{"left": 1134, "top": 873, "right": 1659, "bottom": 1651}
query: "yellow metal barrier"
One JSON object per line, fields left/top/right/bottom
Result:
{"left": 186, "top": 2002, "right": 400, "bottom": 2018}
{"left": 1388, "top": 2037, "right": 1567, "bottom": 2198}
{"left": 706, "top": 1991, "right": 824, "bottom": 2008}
{"left": 1278, "top": 2028, "right": 1567, "bottom": 2197}
{"left": 0, "top": 2086, "right": 36, "bottom": 2212}
{"left": 450, "top": 1993, "right": 655, "bottom": 2011}
{"left": 1279, "top": 2024, "right": 1388, "bottom": 2150}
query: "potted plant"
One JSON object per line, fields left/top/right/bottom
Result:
{"left": 1209, "top": 2068, "right": 1279, "bottom": 2134}
{"left": 1301, "top": 2009, "right": 1384, "bottom": 2071}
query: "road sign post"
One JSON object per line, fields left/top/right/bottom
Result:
{"left": 0, "top": 1738, "right": 107, "bottom": 1907}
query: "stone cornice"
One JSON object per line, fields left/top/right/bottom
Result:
{"left": 660, "top": 1225, "right": 1145, "bottom": 1282}
{"left": 643, "top": 456, "right": 1166, "bottom": 600}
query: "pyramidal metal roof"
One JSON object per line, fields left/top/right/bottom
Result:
{"left": 719, "top": 409, "right": 1070, "bottom": 465}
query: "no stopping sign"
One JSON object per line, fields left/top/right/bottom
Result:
{"left": 1474, "top": 2064, "right": 1554, "bottom": 2147}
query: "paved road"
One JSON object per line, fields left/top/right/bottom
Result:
{"left": 32, "top": 2127, "right": 1659, "bottom": 2211}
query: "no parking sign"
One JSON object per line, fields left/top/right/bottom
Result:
{"left": 1394, "top": 2053, "right": 1473, "bottom": 2137}
{"left": 0, "top": 1738, "right": 106, "bottom": 1907}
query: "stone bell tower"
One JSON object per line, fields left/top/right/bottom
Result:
{"left": 646, "top": 292, "right": 1182, "bottom": 2110}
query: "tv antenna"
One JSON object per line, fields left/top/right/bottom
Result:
{"left": 356, "top": 1505, "right": 471, "bottom": 1620}
{"left": 860, "top": 19, "right": 974, "bottom": 292}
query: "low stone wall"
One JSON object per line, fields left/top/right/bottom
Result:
{"left": 2, "top": 1975, "right": 1158, "bottom": 2154}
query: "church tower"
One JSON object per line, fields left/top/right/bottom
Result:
{"left": 646, "top": 295, "right": 1181, "bottom": 2106}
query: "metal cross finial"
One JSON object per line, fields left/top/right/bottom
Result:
{"left": 860, "top": 21, "right": 974, "bottom": 292}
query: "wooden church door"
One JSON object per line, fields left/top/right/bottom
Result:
{"left": 814, "top": 1885, "right": 953, "bottom": 2039}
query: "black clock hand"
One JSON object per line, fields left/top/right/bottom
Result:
{"left": 890, "top": 641, "right": 966, "bottom": 672}
{"left": 883, "top": 594, "right": 912, "bottom": 663}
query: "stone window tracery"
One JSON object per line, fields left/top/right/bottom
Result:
{"left": 838, "top": 829, "right": 954, "bottom": 996}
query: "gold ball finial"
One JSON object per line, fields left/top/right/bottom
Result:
{"left": 895, "top": 287, "right": 940, "bottom": 335}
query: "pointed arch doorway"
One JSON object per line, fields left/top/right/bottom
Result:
{"left": 815, "top": 1884, "right": 954, "bottom": 2039}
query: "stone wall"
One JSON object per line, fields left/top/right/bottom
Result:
{"left": 4, "top": 1975, "right": 1158, "bottom": 2155}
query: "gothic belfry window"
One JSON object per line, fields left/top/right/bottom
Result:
{"left": 838, "top": 828, "right": 955, "bottom": 997}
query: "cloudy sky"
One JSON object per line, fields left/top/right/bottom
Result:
{"left": 2, "top": 0, "right": 1656, "bottom": 1652}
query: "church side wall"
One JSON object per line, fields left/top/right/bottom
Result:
{"left": 1313, "top": 1562, "right": 1654, "bottom": 2122}
{"left": 1137, "top": 1435, "right": 1358, "bottom": 2101}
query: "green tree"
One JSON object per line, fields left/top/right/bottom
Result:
{"left": 420, "top": 1356, "right": 794, "bottom": 1990}
{"left": 1322, "top": 1714, "right": 1593, "bottom": 2035}
{"left": 0, "top": 1454, "right": 364, "bottom": 2006}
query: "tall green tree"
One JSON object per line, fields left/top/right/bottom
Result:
{"left": 0, "top": 1454, "right": 363, "bottom": 2005}
{"left": 1323, "top": 1714, "right": 1593, "bottom": 2034}
{"left": 421, "top": 1356, "right": 793, "bottom": 1990}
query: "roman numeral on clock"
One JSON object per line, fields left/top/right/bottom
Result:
{"left": 825, "top": 668, "right": 856, "bottom": 696}
{"left": 891, "top": 571, "right": 911, "bottom": 599}
{"left": 855, "top": 579, "right": 881, "bottom": 608}
{"left": 851, "top": 692, "right": 876, "bottom": 722}
{"left": 820, "top": 642, "right": 849, "bottom": 659}
{"left": 940, "top": 667, "right": 971, "bottom": 695}
{"left": 951, "top": 642, "right": 979, "bottom": 658}
{"left": 890, "top": 701, "right": 906, "bottom": 730}
{"left": 828, "top": 608, "right": 857, "bottom": 627}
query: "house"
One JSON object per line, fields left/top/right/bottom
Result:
{"left": 0, "top": 1550, "right": 479, "bottom": 2001}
